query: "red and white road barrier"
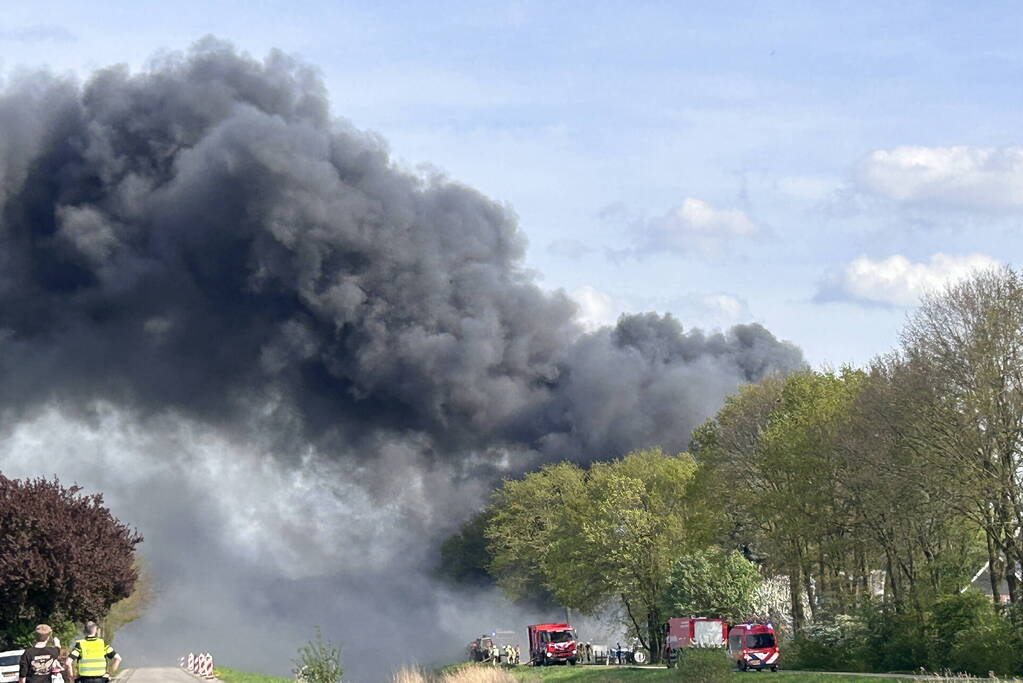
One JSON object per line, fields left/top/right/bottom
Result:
{"left": 183, "top": 652, "right": 215, "bottom": 679}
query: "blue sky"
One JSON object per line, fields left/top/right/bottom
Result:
{"left": 4, "top": 0, "right": 1023, "bottom": 366}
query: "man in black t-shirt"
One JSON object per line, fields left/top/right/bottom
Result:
{"left": 19, "top": 624, "right": 60, "bottom": 683}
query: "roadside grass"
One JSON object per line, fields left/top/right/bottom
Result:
{"left": 502, "top": 665, "right": 939, "bottom": 682}
{"left": 214, "top": 666, "right": 292, "bottom": 683}
{"left": 217, "top": 662, "right": 1023, "bottom": 683}
{"left": 401, "top": 664, "right": 517, "bottom": 682}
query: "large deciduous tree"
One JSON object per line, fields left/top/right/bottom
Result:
{"left": 0, "top": 476, "right": 143, "bottom": 640}
{"left": 693, "top": 369, "right": 866, "bottom": 632}
{"left": 486, "top": 462, "right": 587, "bottom": 605}
{"left": 901, "top": 266, "right": 1023, "bottom": 605}
{"left": 486, "top": 448, "right": 700, "bottom": 662}
{"left": 662, "top": 547, "right": 762, "bottom": 622}
{"left": 835, "top": 356, "right": 982, "bottom": 614}
{"left": 438, "top": 510, "right": 495, "bottom": 589}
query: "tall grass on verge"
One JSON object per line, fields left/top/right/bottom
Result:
{"left": 393, "top": 664, "right": 516, "bottom": 683}
{"left": 926, "top": 672, "right": 1022, "bottom": 682}
{"left": 392, "top": 668, "right": 428, "bottom": 683}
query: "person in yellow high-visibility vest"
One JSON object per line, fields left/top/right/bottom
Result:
{"left": 67, "top": 622, "right": 120, "bottom": 683}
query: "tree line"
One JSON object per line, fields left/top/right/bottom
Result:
{"left": 440, "top": 266, "right": 1023, "bottom": 674}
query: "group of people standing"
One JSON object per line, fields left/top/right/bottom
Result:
{"left": 18, "top": 621, "right": 121, "bottom": 683}
{"left": 494, "top": 645, "right": 519, "bottom": 665}
{"left": 467, "top": 640, "right": 520, "bottom": 665}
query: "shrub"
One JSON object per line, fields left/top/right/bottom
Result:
{"left": 787, "top": 635, "right": 833, "bottom": 671}
{"left": 858, "top": 603, "right": 924, "bottom": 673}
{"left": 944, "top": 609, "right": 1022, "bottom": 676}
{"left": 8, "top": 620, "right": 76, "bottom": 649}
{"left": 787, "top": 613, "right": 868, "bottom": 672}
{"left": 929, "top": 592, "right": 993, "bottom": 665}
{"left": 293, "top": 627, "right": 343, "bottom": 683}
{"left": 673, "top": 647, "right": 732, "bottom": 682}
{"left": 786, "top": 602, "right": 928, "bottom": 673}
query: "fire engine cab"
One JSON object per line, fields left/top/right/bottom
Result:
{"left": 728, "top": 622, "right": 780, "bottom": 672}
{"left": 527, "top": 623, "right": 578, "bottom": 666}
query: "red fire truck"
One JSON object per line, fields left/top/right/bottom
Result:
{"left": 666, "top": 617, "right": 728, "bottom": 649}
{"left": 727, "top": 622, "right": 780, "bottom": 672}
{"left": 527, "top": 623, "right": 578, "bottom": 666}
{"left": 664, "top": 617, "right": 728, "bottom": 666}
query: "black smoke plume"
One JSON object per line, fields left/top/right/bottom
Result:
{"left": 0, "top": 38, "right": 803, "bottom": 679}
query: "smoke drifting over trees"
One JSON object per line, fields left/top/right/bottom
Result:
{"left": 0, "top": 38, "right": 802, "bottom": 678}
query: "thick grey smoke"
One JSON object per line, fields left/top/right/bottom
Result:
{"left": 0, "top": 38, "right": 803, "bottom": 680}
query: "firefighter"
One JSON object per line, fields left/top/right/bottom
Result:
{"left": 514, "top": 645, "right": 521, "bottom": 664}
{"left": 68, "top": 622, "right": 120, "bottom": 682}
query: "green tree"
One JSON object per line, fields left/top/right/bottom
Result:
{"left": 437, "top": 511, "right": 494, "bottom": 588}
{"left": 693, "top": 369, "right": 865, "bottom": 631}
{"left": 662, "top": 548, "right": 762, "bottom": 621}
{"left": 901, "top": 266, "right": 1023, "bottom": 605}
{"left": 835, "top": 358, "right": 983, "bottom": 615}
{"left": 487, "top": 448, "right": 699, "bottom": 662}
{"left": 486, "top": 462, "right": 586, "bottom": 604}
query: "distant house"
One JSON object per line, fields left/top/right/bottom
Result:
{"left": 966, "top": 563, "right": 1021, "bottom": 603}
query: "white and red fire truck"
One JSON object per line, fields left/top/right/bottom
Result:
{"left": 665, "top": 617, "right": 780, "bottom": 672}
{"left": 728, "top": 622, "right": 780, "bottom": 672}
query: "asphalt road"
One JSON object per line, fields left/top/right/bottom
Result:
{"left": 118, "top": 668, "right": 208, "bottom": 682}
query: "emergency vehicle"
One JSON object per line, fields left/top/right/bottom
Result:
{"left": 728, "top": 622, "right": 780, "bottom": 672}
{"left": 663, "top": 617, "right": 727, "bottom": 667}
{"left": 527, "top": 623, "right": 578, "bottom": 666}
{"left": 666, "top": 617, "right": 728, "bottom": 649}
{"left": 467, "top": 635, "right": 495, "bottom": 663}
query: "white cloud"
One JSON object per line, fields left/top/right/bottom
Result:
{"left": 568, "top": 286, "right": 753, "bottom": 334}
{"left": 856, "top": 146, "right": 1023, "bottom": 211}
{"left": 698, "top": 293, "right": 750, "bottom": 322}
{"left": 668, "top": 292, "right": 754, "bottom": 331}
{"left": 820, "top": 253, "right": 1002, "bottom": 307}
{"left": 570, "top": 285, "right": 623, "bottom": 331}
{"left": 671, "top": 197, "right": 757, "bottom": 236}
{"left": 632, "top": 198, "right": 758, "bottom": 256}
